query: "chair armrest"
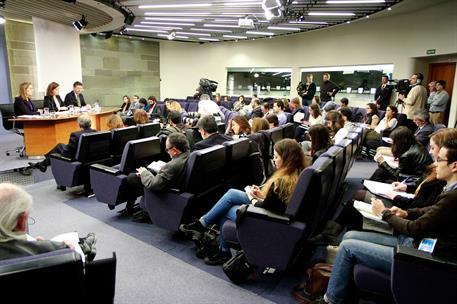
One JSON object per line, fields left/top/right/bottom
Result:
{"left": 50, "top": 153, "right": 73, "bottom": 162}
{"left": 243, "top": 205, "right": 291, "bottom": 224}
{"left": 395, "top": 245, "right": 457, "bottom": 270}
{"left": 90, "top": 163, "right": 121, "bottom": 176}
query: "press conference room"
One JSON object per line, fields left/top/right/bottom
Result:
{"left": 0, "top": 0, "right": 456, "bottom": 303}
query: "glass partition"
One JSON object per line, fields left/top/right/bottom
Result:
{"left": 226, "top": 67, "right": 292, "bottom": 97}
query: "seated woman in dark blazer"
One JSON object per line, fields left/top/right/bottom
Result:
{"left": 43, "top": 82, "right": 66, "bottom": 112}
{"left": 14, "top": 82, "right": 39, "bottom": 116}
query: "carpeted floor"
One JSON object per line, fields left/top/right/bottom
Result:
{"left": 19, "top": 139, "right": 377, "bottom": 304}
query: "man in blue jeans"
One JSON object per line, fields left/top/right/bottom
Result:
{"left": 318, "top": 139, "right": 457, "bottom": 304}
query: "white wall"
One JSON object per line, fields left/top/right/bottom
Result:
{"left": 33, "top": 17, "right": 83, "bottom": 97}
{"left": 160, "top": 0, "right": 457, "bottom": 126}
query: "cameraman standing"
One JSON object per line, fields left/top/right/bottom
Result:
{"left": 397, "top": 72, "right": 427, "bottom": 119}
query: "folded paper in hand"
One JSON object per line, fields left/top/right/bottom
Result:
{"left": 353, "top": 200, "right": 393, "bottom": 235}
{"left": 147, "top": 160, "right": 166, "bottom": 173}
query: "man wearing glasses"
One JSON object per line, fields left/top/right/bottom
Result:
{"left": 124, "top": 133, "right": 190, "bottom": 218}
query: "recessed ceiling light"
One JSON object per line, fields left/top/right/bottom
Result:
{"left": 141, "top": 21, "right": 196, "bottom": 26}
{"left": 144, "top": 17, "right": 204, "bottom": 22}
{"left": 145, "top": 12, "right": 212, "bottom": 16}
{"left": 126, "top": 28, "right": 167, "bottom": 33}
{"left": 223, "top": 35, "right": 247, "bottom": 39}
{"left": 268, "top": 26, "right": 301, "bottom": 31}
{"left": 246, "top": 31, "right": 275, "bottom": 35}
{"left": 158, "top": 34, "right": 189, "bottom": 39}
{"left": 224, "top": 1, "right": 262, "bottom": 6}
{"left": 308, "top": 12, "right": 355, "bottom": 16}
{"left": 199, "top": 37, "right": 220, "bottom": 41}
{"left": 203, "top": 23, "right": 240, "bottom": 28}
{"left": 135, "top": 25, "right": 183, "bottom": 30}
{"left": 176, "top": 31, "right": 212, "bottom": 36}
{"left": 289, "top": 21, "right": 328, "bottom": 24}
{"left": 326, "top": 0, "right": 385, "bottom": 3}
{"left": 139, "top": 3, "right": 212, "bottom": 9}
{"left": 191, "top": 28, "right": 233, "bottom": 33}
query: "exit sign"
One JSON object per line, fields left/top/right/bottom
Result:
{"left": 427, "top": 49, "right": 436, "bottom": 55}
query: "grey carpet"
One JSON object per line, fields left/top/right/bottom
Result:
{"left": 25, "top": 181, "right": 277, "bottom": 304}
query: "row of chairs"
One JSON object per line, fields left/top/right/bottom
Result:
{"left": 220, "top": 126, "right": 364, "bottom": 271}
{"left": 90, "top": 136, "right": 263, "bottom": 229}
{"left": 50, "top": 123, "right": 161, "bottom": 190}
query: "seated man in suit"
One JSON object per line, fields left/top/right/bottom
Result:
{"left": 0, "top": 183, "right": 96, "bottom": 261}
{"left": 124, "top": 133, "right": 191, "bottom": 220}
{"left": 28, "top": 114, "right": 95, "bottom": 172}
{"left": 156, "top": 111, "right": 182, "bottom": 137}
{"left": 412, "top": 109, "right": 434, "bottom": 147}
{"left": 64, "top": 81, "right": 86, "bottom": 107}
{"left": 192, "top": 115, "right": 232, "bottom": 151}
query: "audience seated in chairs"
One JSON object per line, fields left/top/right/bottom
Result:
{"left": 225, "top": 115, "right": 251, "bottom": 138}
{"left": 156, "top": 111, "right": 182, "bottom": 137}
{"left": 312, "top": 138, "right": 457, "bottom": 304}
{"left": 250, "top": 117, "right": 270, "bottom": 133}
{"left": 273, "top": 99, "right": 287, "bottom": 126}
{"left": 362, "top": 103, "right": 380, "bottom": 129}
{"left": 361, "top": 105, "right": 398, "bottom": 154}
{"left": 308, "top": 103, "right": 324, "bottom": 126}
{"left": 339, "top": 107, "right": 355, "bottom": 130}
{"left": 306, "top": 124, "right": 333, "bottom": 163}
{"left": 120, "top": 95, "right": 131, "bottom": 114}
{"left": 0, "top": 183, "right": 96, "bottom": 262}
{"left": 192, "top": 115, "right": 232, "bottom": 151}
{"left": 133, "top": 109, "right": 149, "bottom": 125}
{"left": 180, "top": 139, "right": 311, "bottom": 265}
{"left": 144, "top": 96, "right": 161, "bottom": 117}
{"left": 412, "top": 109, "right": 435, "bottom": 147}
{"left": 265, "top": 113, "right": 279, "bottom": 129}
{"left": 28, "top": 114, "right": 95, "bottom": 173}
{"left": 371, "top": 126, "right": 433, "bottom": 183}
{"left": 124, "top": 133, "right": 190, "bottom": 220}
{"left": 107, "top": 114, "right": 125, "bottom": 130}
{"left": 325, "top": 110, "right": 347, "bottom": 145}
{"left": 248, "top": 98, "right": 263, "bottom": 119}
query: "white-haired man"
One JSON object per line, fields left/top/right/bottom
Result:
{"left": 0, "top": 183, "right": 96, "bottom": 261}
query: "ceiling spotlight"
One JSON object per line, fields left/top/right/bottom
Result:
{"left": 73, "top": 15, "right": 88, "bottom": 31}
{"left": 262, "top": 0, "right": 284, "bottom": 20}
{"left": 167, "top": 31, "right": 176, "bottom": 40}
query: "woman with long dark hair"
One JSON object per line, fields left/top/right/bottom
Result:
{"left": 370, "top": 126, "right": 433, "bottom": 183}
{"left": 226, "top": 115, "right": 251, "bottom": 138}
{"left": 43, "top": 82, "right": 66, "bottom": 112}
{"left": 180, "top": 139, "right": 310, "bottom": 265}
{"left": 363, "top": 103, "right": 380, "bottom": 128}
{"left": 308, "top": 124, "right": 332, "bottom": 162}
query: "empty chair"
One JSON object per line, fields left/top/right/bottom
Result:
{"left": 336, "top": 138, "right": 353, "bottom": 182}
{"left": 50, "top": 131, "right": 112, "bottom": 190}
{"left": 90, "top": 137, "right": 161, "bottom": 209}
{"left": 138, "top": 122, "right": 160, "bottom": 138}
{"left": 0, "top": 249, "right": 117, "bottom": 302}
{"left": 222, "top": 138, "right": 251, "bottom": 188}
{"left": 248, "top": 132, "right": 271, "bottom": 178}
{"left": 142, "top": 145, "right": 227, "bottom": 231}
{"left": 110, "top": 126, "right": 139, "bottom": 163}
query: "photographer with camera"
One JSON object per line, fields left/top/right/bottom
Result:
{"left": 297, "top": 74, "right": 316, "bottom": 106}
{"left": 397, "top": 72, "right": 427, "bottom": 119}
{"left": 198, "top": 94, "right": 225, "bottom": 120}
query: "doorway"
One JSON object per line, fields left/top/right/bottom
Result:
{"left": 428, "top": 62, "right": 456, "bottom": 126}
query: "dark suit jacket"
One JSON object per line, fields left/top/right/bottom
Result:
{"left": 14, "top": 97, "right": 39, "bottom": 116}
{"left": 146, "top": 103, "right": 161, "bottom": 117}
{"left": 64, "top": 91, "right": 86, "bottom": 107}
{"left": 375, "top": 84, "right": 393, "bottom": 110}
{"left": 43, "top": 95, "right": 65, "bottom": 112}
{"left": 61, "top": 128, "right": 96, "bottom": 158}
{"left": 192, "top": 133, "right": 232, "bottom": 151}
{"left": 0, "top": 239, "right": 68, "bottom": 261}
{"left": 414, "top": 123, "right": 434, "bottom": 147}
{"left": 250, "top": 106, "right": 263, "bottom": 119}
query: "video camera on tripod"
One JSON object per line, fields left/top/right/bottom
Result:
{"left": 194, "top": 78, "right": 218, "bottom": 99}
{"left": 389, "top": 79, "right": 410, "bottom": 108}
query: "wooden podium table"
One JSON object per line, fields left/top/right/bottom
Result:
{"left": 10, "top": 107, "right": 120, "bottom": 157}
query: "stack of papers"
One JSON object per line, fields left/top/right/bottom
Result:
{"left": 147, "top": 160, "right": 166, "bottom": 173}
{"left": 353, "top": 200, "right": 394, "bottom": 235}
{"left": 363, "top": 180, "right": 415, "bottom": 200}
